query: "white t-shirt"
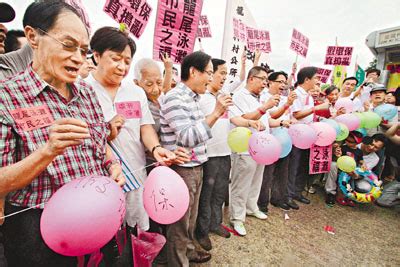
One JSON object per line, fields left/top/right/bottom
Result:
{"left": 199, "top": 91, "right": 231, "bottom": 157}
{"left": 291, "top": 86, "right": 314, "bottom": 123}
{"left": 339, "top": 93, "right": 363, "bottom": 112}
{"left": 86, "top": 74, "right": 154, "bottom": 171}
{"left": 260, "top": 90, "right": 291, "bottom": 121}
{"left": 229, "top": 86, "right": 270, "bottom": 155}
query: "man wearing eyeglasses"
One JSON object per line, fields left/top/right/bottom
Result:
{"left": 0, "top": 2, "right": 125, "bottom": 265}
{"left": 229, "top": 66, "right": 291, "bottom": 236}
{"left": 160, "top": 51, "right": 232, "bottom": 265}
{"left": 258, "top": 71, "right": 297, "bottom": 213}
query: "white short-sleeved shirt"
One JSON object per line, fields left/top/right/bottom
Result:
{"left": 199, "top": 91, "right": 231, "bottom": 157}
{"left": 291, "top": 86, "right": 314, "bottom": 124}
{"left": 260, "top": 90, "right": 291, "bottom": 121}
{"left": 86, "top": 74, "right": 154, "bottom": 171}
{"left": 229, "top": 86, "right": 270, "bottom": 155}
{"left": 340, "top": 93, "right": 363, "bottom": 112}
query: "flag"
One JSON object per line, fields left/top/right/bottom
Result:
{"left": 332, "top": 65, "right": 347, "bottom": 87}
{"left": 354, "top": 64, "right": 365, "bottom": 87}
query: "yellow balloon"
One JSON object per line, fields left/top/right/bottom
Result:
{"left": 337, "top": 156, "right": 356, "bottom": 173}
{"left": 227, "top": 127, "right": 252, "bottom": 153}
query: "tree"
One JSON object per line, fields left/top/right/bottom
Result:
{"left": 365, "top": 58, "right": 377, "bottom": 72}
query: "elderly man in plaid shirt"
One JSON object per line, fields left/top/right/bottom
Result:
{"left": 0, "top": 2, "right": 124, "bottom": 266}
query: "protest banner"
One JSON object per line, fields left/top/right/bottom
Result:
{"left": 317, "top": 68, "right": 332, "bottom": 83}
{"left": 246, "top": 26, "right": 271, "bottom": 53}
{"left": 354, "top": 64, "right": 365, "bottom": 87}
{"left": 153, "top": 0, "right": 204, "bottom": 64}
{"left": 103, "top": 0, "right": 152, "bottom": 38}
{"left": 197, "top": 15, "right": 212, "bottom": 38}
{"left": 221, "top": 0, "right": 267, "bottom": 82}
{"left": 289, "top": 28, "right": 309, "bottom": 57}
{"left": 324, "top": 46, "right": 353, "bottom": 66}
{"left": 309, "top": 144, "right": 332, "bottom": 174}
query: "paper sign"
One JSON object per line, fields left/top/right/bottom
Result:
{"left": 317, "top": 68, "right": 332, "bottom": 83}
{"left": 10, "top": 105, "right": 54, "bottom": 131}
{"left": 115, "top": 101, "right": 142, "bottom": 119}
{"left": 309, "top": 144, "right": 332, "bottom": 174}
{"left": 289, "top": 28, "right": 309, "bottom": 57}
{"left": 324, "top": 46, "right": 353, "bottom": 66}
{"left": 196, "top": 15, "right": 212, "bottom": 38}
{"left": 153, "top": 0, "right": 204, "bottom": 64}
{"left": 246, "top": 26, "right": 271, "bottom": 53}
{"left": 103, "top": 0, "right": 152, "bottom": 38}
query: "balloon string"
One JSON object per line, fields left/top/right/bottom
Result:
{"left": 0, "top": 202, "right": 44, "bottom": 220}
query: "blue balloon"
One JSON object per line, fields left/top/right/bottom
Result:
{"left": 355, "top": 128, "right": 367, "bottom": 137}
{"left": 374, "top": 104, "right": 397, "bottom": 121}
{"left": 271, "top": 127, "right": 292, "bottom": 158}
{"left": 321, "top": 118, "right": 340, "bottom": 135}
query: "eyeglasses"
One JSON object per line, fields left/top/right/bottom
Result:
{"left": 204, "top": 70, "right": 214, "bottom": 76}
{"left": 253, "top": 76, "right": 268, "bottom": 82}
{"left": 272, "top": 80, "right": 288, "bottom": 85}
{"left": 37, "top": 28, "right": 89, "bottom": 57}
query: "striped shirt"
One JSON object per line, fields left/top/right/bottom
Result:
{"left": 0, "top": 65, "right": 108, "bottom": 207}
{"left": 160, "top": 83, "right": 212, "bottom": 167}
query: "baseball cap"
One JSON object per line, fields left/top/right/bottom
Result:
{"left": 348, "top": 131, "right": 363, "bottom": 144}
{"left": 370, "top": 84, "right": 387, "bottom": 94}
{"left": 0, "top": 3, "right": 16, "bottom": 23}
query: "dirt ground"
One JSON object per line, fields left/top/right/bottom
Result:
{"left": 193, "top": 188, "right": 400, "bottom": 266}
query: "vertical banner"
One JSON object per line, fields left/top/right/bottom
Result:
{"left": 246, "top": 27, "right": 271, "bottom": 53}
{"left": 324, "top": 46, "right": 353, "bottom": 66}
{"left": 153, "top": 0, "right": 204, "bottom": 64}
{"left": 316, "top": 68, "right": 332, "bottom": 83}
{"left": 196, "top": 15, "right": 212, "bottom": 38}
{"left": 332, "top": 65, "right": 347, "bottom": 87}
{"left": 221, "top": 0, "right": 263, "bottom": 82}
{"left": 103, "top": 0, "right": 153, "bottom": 38}
{"left": 289, "top": 28, "right": 309, "bottom": 58}
{"left": 309, "top": 144, "right": 332, "bottom": 175}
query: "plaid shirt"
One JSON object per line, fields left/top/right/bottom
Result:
{"left": 0, "top": 65, "right": 108, "bottom": 207}
{"left": 160, "top": 83, "right": 212, "bottom": 167}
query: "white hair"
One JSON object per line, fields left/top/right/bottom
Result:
{"left": 133, "top": 58, "right": 161, "bottom": 80}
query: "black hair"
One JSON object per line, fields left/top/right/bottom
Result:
{"left": 324, "top": 85, "right": 339, "bottom": 96}
{"left": 180, "top": 51, "right": 212, "bottom": 81}
{"left": 163, "top": 66, "right": 178, "bottom": 76}
{"left": 297, "top": 66, "right": 318, "bottom": 85}
{"left": 246, "top": 66, "right": 268, "bottom": 81}
{"left": 4, "top": 30, "right": 25, "bottom": 53}
{"left": 23, "top": 1, "right": 83, "bottom": 33}
{"left": 211, "top": 58, "right": 226, "bottom": 73}
{"left": 394, "top": 86, "right": 400, "bottom": 106}
{"left": 90, "top": 27, "right": 136, "bottom": 57}
{"left": 268, "top": 71, "right": 288, "bottom": 81}
{"left": 343, "top": 76, "right": 359, "bottom": 85}
{"left": 366, "top": 68, "right": 380, "bottom": 77}
{"left": 371, "top": 133, "right": 387, "bottom": 146}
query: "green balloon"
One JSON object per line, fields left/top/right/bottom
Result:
{"left": 337, "top": 156, "right": 356, "bottom": 173}
{"left": 353, "top": 112, "right": 365, "bottom": 128}
{"left": 362, "top": 111, "right": 382, "bottom": 129}
{"left": 335, "top": 123, "right": 349, "bottom": 141}
{"left": 228, "top": 127, "right": 252, "bottom": 153}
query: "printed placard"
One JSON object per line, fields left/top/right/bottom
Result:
{"left": 115, "top": 101, "right": 142, "bottom": 119}
{"left": 10, "top": 105, "right": 54, "bottom": 131}
{"left": 309, "top": 144, "right": 332, "bottom": 174}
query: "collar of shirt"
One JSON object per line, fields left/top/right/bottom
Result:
{"left": 244, "top": 87, "right": 260, "bottom": 101}
{"left": 297, "top": 86, "right": 308, "bottom": 96}
{"left": 22, "top": 64, "right": 88, "bottom": 102}
{"left": 178, "top": 82, "right": 200, "bottom": 102}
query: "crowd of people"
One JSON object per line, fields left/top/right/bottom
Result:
{"left": 0, "top": 1, "right": 399, "bottom": 267}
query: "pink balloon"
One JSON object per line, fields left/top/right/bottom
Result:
{"left": 335, "top": 114, "right": 360, "bottom": 131}
{"left": 248, "top": 132, "right": 282, "bottom": 165}
{"left": 288, "top": 123, "right": 317, "bottom": 149}
{"left": 334, "top": 98, "right": 353, "bottom": 113}
{"left": 310, "top": 122, "right": 337, "bottom": 146}
{"left": 41, "top": 176, "right": 125, "bottom": 256}
{"left": 143, "top": 166, "right": 189, "bottom": 225}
